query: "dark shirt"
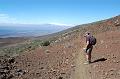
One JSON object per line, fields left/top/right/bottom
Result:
{"left": 86, "top": 35, "right": 93, "bottom": 46}
{"left": 86, "top": 35, "right": 91, "bottom": 43}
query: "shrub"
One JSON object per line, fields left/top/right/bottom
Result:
{"left": 41, "top": 41, "right": 50, "bottom": 46}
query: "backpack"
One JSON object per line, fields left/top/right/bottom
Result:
{"left": 89, "top": 36, "right": 97, "bottom": 45}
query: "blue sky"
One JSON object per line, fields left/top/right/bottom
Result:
{"left": 0, "top": 0, "right": 120, "bottom": 26}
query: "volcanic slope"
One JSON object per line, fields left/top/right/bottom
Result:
{"left": 1, "top": 15, "right": 120, "bottom": 79}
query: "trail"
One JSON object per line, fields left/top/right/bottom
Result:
{"left": 71, "top": 49, "right": 90, "bottom": 79}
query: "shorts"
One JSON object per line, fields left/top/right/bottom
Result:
{"left": 86, "top": 45, "right": 93, "bottom": 54}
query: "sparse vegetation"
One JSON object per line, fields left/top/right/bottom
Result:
{"left": 41, "top": 40, "right": 50, "bottom": 46}
{"left": 0, "top": 39, "right": 52, "bottom": 57}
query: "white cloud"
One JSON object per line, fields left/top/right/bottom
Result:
{"left": 0, "top": 14, "right": 7, "bottom": 17}
{"left": 0, "top": 13, "right": 17, "bottom": 24}
{"left": 49, "top": 22, "right": 73, "bottom": 26}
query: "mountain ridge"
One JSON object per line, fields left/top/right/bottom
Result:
{"left": 0, "top": 23, "right": 71, "bottom": 38}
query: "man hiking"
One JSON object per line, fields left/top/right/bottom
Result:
{"left": 83, "top": 32, "right": 96, "bottom": 64}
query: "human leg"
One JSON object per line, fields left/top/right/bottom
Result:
{"left": 84, "top": 46, "right": 93, "bottom": 64}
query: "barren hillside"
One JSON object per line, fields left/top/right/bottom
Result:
{"left": 0, "top": 15, "right": 120, "bottom": 79}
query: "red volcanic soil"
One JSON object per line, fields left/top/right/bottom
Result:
{"left": 89, "top": 30, "right": 120, "bottom": 79}
{"left": 0, "top": 16, "right": 120, "bottom": 79}
{"left": 0, "top": 31, "right": 120, "bottom": 79}
{"left": 11, "top": 30, "right": 120, "bottom": 79}
{"left": 14, "top": 35, "right": 81, "bottom": 79}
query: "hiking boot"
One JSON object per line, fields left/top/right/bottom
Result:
{"left": 84, "top": 61, "right": 91, "bottom": 64}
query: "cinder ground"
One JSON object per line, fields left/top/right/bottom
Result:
{"left": 0, "top": 16, "right": 120, "bottom": 79}
{"left": 12, "top": 30, "right": 120, "bottom": 79}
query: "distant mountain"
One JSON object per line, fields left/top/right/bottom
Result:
{"left": 38, "top": 15, "right": 120, "bottom": 40}
{"left": 0, "top": 23, "right": 71, "bottom": 38}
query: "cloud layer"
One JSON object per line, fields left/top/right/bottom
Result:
{"left": 0, "top": 13, "right": 17, "bottom": 23}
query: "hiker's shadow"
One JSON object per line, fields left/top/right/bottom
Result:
{"left": 92, "top": 58, "right": 107, "bottom": 63}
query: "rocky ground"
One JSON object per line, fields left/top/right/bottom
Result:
{"left": 0, "top": 15, "right": 120, "bottom": 79}
{"left": 1, "top": 30, "right": 120, "bottom": 79}
{"left": 89, "top": 30, "right": 120, "bottom": 79}
{"left": 0, "top": 56, "right": 26, "bottom": 79}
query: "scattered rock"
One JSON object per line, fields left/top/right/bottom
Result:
{"left": 45, "top": 50, "right": 51, "bottom": 53}
{"left": 7, "top": 74, "right": 14, "bottom": 79}
{"left": 71, "top": 64, "right": 75, "bottom": 68}
{"left": 0, "top": 56, "right": 26, "bottom": 79}
{"left": 61, "top": 72, "right": 66, "bottom": 74}
{"left": 109, "top": 68, "right": 116, "bottom": 71}
{"left": 40, "top": 67, "right": 44, "bottom": 69}
{"left": 113, "top": 60, "right": 116, "bottom": 63}
{"left": 55, "top": 40, "right": 59, "bottom": 43}
{"left": 8, "top": 57, "right": 15, "bottom": 64}
{"left": 15, "top": 69, "right": 26, "bottom": 76}
{"left": 105, "top": 72, "right": 109, "bottom": 76}
{"left": 58, "top": 76, "right": 63, "bottom": 79}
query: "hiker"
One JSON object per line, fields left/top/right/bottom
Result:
{"left": 83, "top": 32, "right": 96, "bottom": 64}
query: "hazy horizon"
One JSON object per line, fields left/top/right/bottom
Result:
{"left": 0, "top": 23, "right": 72, "bottom": 38}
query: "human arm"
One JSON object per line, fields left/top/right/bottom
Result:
{"left": 85, "top": 41, "right": 89, "bottom": 48}
{"left": 84, "top": 35, "right": 90, "bottom": 49}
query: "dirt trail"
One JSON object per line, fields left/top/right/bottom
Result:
{"left": 71, "top": 49, "right": 90, "bottom": 79}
